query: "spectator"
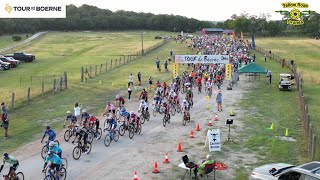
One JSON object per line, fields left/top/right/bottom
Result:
{"left": 129, "top": 73, "right": 134, "bottom": 86}
{"left": 137, "top": 71, "right": 142, "bottom": 86}
{"left": 281, "top": 59, "right": 285, "bottom": 68}
{"left": 1, "top": 102, "right": 9, "bottom": 138}
{"left": 170, "top": 50, "right": 173, "bottom": 56}
{"left": 216, "top": 90, "right": 222, "bottom": 112}
{"left": 74, "top": 103, "right": 81, "bottom": 123}
{"left": 155, "top": 58, "right": 160, "bottom": 71}
{"left": 128, "top": 83, "right": 133, "bottom": 101}
{"left": 148, "top": 77, "right": 153, "bottom": 90}
{"left": 164, "top": 61, "right": 168, "bottom": 71}
{"left": 267, "top": 70, "right": 272, "bottom": 84}
{"left": 196, "top": 155, "right": 215, "bottom": 177}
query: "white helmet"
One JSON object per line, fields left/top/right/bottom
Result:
{"left": 188, "top": 87, "right": 191, "bottom": 90}
{"left": 183, "top": 99, "right": 187, "bottom": 103}
{"left": 49, "top": 141, "right": 55, "bottom": 147}
{"left": 82, "top": 109, "right": 86, "bottom": 113}
{"left": 130, "top": 111, "right": 134, "bottom": 115}
{"left": 66, "top": 111, "right": 71, "bottom": 114}
{"left": 116, "top": 95, "right": 120, "bottom": 99}
{"left": 141, "top": 99, "right": 144, "bottom": 103}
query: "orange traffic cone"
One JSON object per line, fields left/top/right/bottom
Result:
{"left": 214, "top": 115, "right": 219, "bottom": 121}
{"left": 196, "top": 123, "right": 201, "bottom": 131}
{"left": 163, "top": 153, "right": 170, "bottom": 163}
{"left": 189, "top": 130, "right": 195, "bottom": 138}
{"left": 208, "top": 120, "right": 213, "bottom": 126}
{"left": 177, "top": 142, "right": 182, "bottom": 152}
{"left": 153, "top": 162, "right": 159, "bottom": 173}
{"left": 133, "top": 171, "right": 138, "bottom": 180}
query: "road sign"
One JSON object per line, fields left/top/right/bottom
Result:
{"left": 225, "top": 64, "right": 232, "bottom": 80}
{"left": 207, "top": 129, "right": 221, "bottom": 152}
{"left": 172, "top": 63, "right": 179, "bottom": 78}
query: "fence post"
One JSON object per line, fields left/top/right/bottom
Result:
{"left": 111, "top": 60, "right": 113, "bottom": 69}
{"left": 95, "top": 65, "right": 97, "bottom": 76}
{"left": 64, "top": 71, "right": 68, "bottom": 89}
{"left": 312, "top": 134, "right": 316, "bottom": 160}
{"left": 27, "top": 87, "right": 30, "bottom": 105}
{"left": 106, "top": 62, "right": 108, "bottom": 72}
{"left": 53, "top": 79, "right": 56, "bottom": 93}
{"left": 59, "top": 77, "right": 63, "bottom": 91}
{"left": 130, "top": 55, "right": 132, "bottom": 61}
{"left": 120, "top": 57, "right": 122, "bottom": 65}
{"left": 100, "top": 64, "right": 102, "bottom": 74}
{"left": 11, "top": 92, "right": 14, "bottom": 111}
{"left": 42, "top": 81, "right": 44, "bottom": 97}
{"left": 127, "top": 55, "right": 129, "bottom": 63}
{"left": 30, "top": 76, "right": 33, "bottom": 87}
{"left": 116, "top": 58, "right": 118, "bottom": 66}
{"left": 81, "top": 67, "right": 84, "bottom": 82}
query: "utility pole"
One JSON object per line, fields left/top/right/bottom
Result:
{"left": 141, "top": 32, "right": 144, "bottom": 55}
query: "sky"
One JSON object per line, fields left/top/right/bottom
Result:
{"left": 68, "top": 0, "right": 320, "bottom": 21}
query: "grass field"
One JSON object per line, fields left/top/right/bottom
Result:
{"left": 0, "top": 34, "right": 31, "bottom": 49}
{"left": 256, "top": 37, "right": 320, "bottom": 159}
{"left": 0, "top": 31, "right": 170, "bottom": 105}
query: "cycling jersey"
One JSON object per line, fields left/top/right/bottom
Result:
{"left": 49, "top": 145, "right": 62, "bottom": 154}
{"left": 66, "top": 114, "right": 77, "bottom": 123}
{"left": 153, "top": 97, "right": 162, "bottom": 104}
{"left": 2, "top": 156, "right": 18, "bottom": 166}
{"left": 116, "top": 97, "right": 125, "bottom": 105}
{"left": 81, "top": 112, "right": 90, "bottom": 123}
{"left": 120, "top": 111, "right": 130, "bottom": 118}
{"left": 89, "top": 116, "right": 97, "bottom": 123}
{"left": 45, "top": 154, "right": 62, "bottom": 165}
{"left": 139, "top": 102, "right": 148, "bottom": 111}
{"left": 187, "top": 90, "right": 193, "bottom": 95}
{"left": 106, "top": 104, "right": 115, "bottom": 111}
{"left": 43, "top": 129, "right": 56, "bottom": 141}
{"left": 196, "top": 78, "right": 202, "bottom": 84}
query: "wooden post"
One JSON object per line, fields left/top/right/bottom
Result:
{"left": 81, "top": 67, "right": 84, "bottom": 82}
{"left": 89, "top": 66, "right": 92, "bottom": 77}
{"left": 53, "top": 79, "right": 56, "bottom": 93}
{"left": 127, "top": 55, "right": 129, "bottom": 63}
{"left": 42, "top": 81, "right": 44, "bottom": 97}
{"left": 116, "top": 58, "right": 118, "bottom": 66}
{"left": 95, "top": 65, "right": 97, "bottom": 76}
{"left": 111, "top": 60, "right": 113, "bottom": 69}
{"left": 11, "top": 92, "right": 14, "bottom": 111}
{"left": 120, "top": 57, "right": 122, "bottom": 65}
{"left": 64, "top": 71, "right": 68, "bottom": 89}
{"left": 60, "top": 77, "right": 63, "bottom": 91}
{"left": 312, "top": 134, "right": 316, "bottom": 160}
{"left": 27, "top": 87, "right": 30, "bottom": 105}
{"left": 100, "top": 64, "right": 102, "bottom": 74}
{"left": 130, "top": 55, "right": 132, "bottom": 61}
{"left": 106, "top": 62, "right": 108, "bottom": 72}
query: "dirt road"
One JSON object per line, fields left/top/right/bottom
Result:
{"left": 6, "top": 75, "right": 251, "bottom": 180}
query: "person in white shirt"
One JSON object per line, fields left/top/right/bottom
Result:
{"left": 74, "top": 102, "right": 81, "bottom": 123}
{"left": 138, "top": 100, "right": 149, "bottom": 112}
{"left": 129, "top": 73, "right": 134, "bottom": 86}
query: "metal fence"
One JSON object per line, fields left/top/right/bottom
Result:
{"left": 255, "top": 46, "right": 317, "bottom": 160}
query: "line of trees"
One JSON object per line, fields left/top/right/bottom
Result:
{"left": 0, "top": 4, "right": 213, "bottom": 35}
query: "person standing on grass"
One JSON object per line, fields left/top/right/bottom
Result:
{"left": 216, "top": 90, "right": 222, "bottom": 112}
{"left": 267, "top": 69, "right": 272, "bottom": 84}
{"left": 129, "top": 73, "right": 134, "bottom": 86}
{"left": 1, "top": 102, "right": 9, "bottom": 139}
{"left": 74, "top": 103, "right": 81, "bottom": 124}
{"left": 148, "top": 76, "right": 153, "bottom": 90}
{"left": 128, "top": 83, "right": 133, "bottom": 101}
{"left": 137, "top": 71, "right": 142, "bottom": 86}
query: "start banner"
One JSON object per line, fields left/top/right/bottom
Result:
{"left": 175, "top": 55, "right": 230, "bottom": 64}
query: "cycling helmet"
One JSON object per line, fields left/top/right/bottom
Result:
{"left": 121, "top": 108, "right": 126, "bottom": 113}
{"left": 47, "top": 151, "right": 54, "bottom": 156}
{"left": 143, "top": 88, "right": 146, "bottom": 91}
{"left": 82, "top": 109, "right": 86, "bottom": 113}
{"left": 66, "top": 111, "right": 71, "bottom": 114}
{"left": 107, "top": 101, "right": 111, "bottom": 104}
{"left": 3, "top": 153, "right": 8, "bottom": 159}
{"left": 89, "top": 114, "right": 93, "bottom": 117}
{"left": 183, "top": 99, "right": 187, "bottom": 103}
{"left": 130, "top": 111, "right": 134, "bottom": 115}
{"left": 141, "top": 99, "right": 144, "bottom": 103}
{"left": 46, "top": 126, "right": 50, "bottom": 130}
{"left": 49, "top": 141, "right": 55, "bottom": 147}
{"left": 116, "top": 95, "right": 120, "bottom": 99}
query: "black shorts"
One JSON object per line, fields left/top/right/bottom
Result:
{"left": 9, "top": 162, "right": 19, "bottom": 172}
{"left": 57, "top": 152, "right": 62, "bottom": 158}
{"left": 108, "top": 109, "right": 116, "bottom": 114}
{"left": 50, "top": 163, "right": 61, "bottom": 172}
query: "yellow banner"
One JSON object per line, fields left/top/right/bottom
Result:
{"left": 172, "top": 63, "right": 179, "bottom": 78}
{"left": 225, "top": 64, "right": 232, "bottom": 80}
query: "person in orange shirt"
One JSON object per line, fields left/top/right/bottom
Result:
{"left": 163, "top": 82, "right": 168, "bottom": 96}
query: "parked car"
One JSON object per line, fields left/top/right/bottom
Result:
{"left": 279, "top": 73, "right": 294, "bottom": 91}
{"left": 249, "top": 161, "right": 320, "bottom": 180}
{"left": 0, "top": 57, "right": 20, "bottom": 68}
{"left": 5, "top": 52, "right": 35, "bottom": 62}
{"left": 0, "top": 60, "right": 11, "bottom": 70}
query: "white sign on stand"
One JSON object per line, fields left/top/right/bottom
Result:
{"left": 207, "top": 129, "right": 221, "bottom": 152}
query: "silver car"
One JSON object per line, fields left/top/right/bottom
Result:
{"left": 249, "top": 161, "right": 320, "bottom": 180}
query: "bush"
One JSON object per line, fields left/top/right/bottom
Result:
{"left": 12, "top": 35, "right": 22, "bottom": 41}
{"left": 26, "top": 34, "right": 29, "bottom": 38}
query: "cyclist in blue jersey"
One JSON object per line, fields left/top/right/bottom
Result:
{"left": 48, "top": 141, "right": 63, "bottom": 158}
{"left": 43, "top": 151, "right": 63, "bottom": 179}
{"left": 41, "top": 126, "right": 56, "bottom": 143}
{"left": 120, "top": 107, "right": 130, "bottom": 128}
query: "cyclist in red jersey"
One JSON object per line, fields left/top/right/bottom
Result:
{"left": 115, "top": 95, "right": 125, "bottom": 107}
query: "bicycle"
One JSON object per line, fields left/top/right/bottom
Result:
{"left": 43, "top": 165, "right": 67, "bottom": 180}
{"left": 163, "top": 111, "right": 171, "bottom": 127}
{"left": 104, "top": 129, "right": 119, "bottom": 147}
{"left": 41, "top": 140, "right": 60, "bottom": 159}
{"left": 182, "top": 110, "right": 191, "bottom": 126}
{"left": 63, "top": 125, "right": 78, "bottom": 142}
{"left": 153, "top": 103, "right": 162, "bottom": 117}
{"left": 206, "top": 87, "right": 212, "bottom": 98}
{"left": 139, "top": 109, "right": 150, "bottom": 124}
{"left": 169, "top": 102, "right": 176, "bottom": 116}
{"left": 1, "top": 172, "right": 24, "bottom": 180}
{"left": 72, "top": 141, "right": 92, "bottom": 160}
{"left": 197, "top": 83, "right": 202, "bottom": 94}
{"left": 131, "top": 118, "right": 142, "bottom": 135}
{"left": 118, "top": 118, "right": 134, "bottom": 139}
{"left": 174, "top": 99, "right": 181, "bottom": 113}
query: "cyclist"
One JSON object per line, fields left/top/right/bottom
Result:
{"left": 48, "top": 141, "right": 62, "bottom": 158}
{"left": 204, "top": 72, "right": 209, "bottom": 82}
{"left": 42, "top": 151, "right": 63, "bottom": 179}
{"left": 120, "top": 107, "right": 130, "bottom": 128}
{"left": 155, "top": 84, "right": 163, "bottom": 96}
{"left": 72, "top": 122, "right": 89, "bottom": 153}
{"left": 168, "top": 90, "right": 178, "bottom": 104}
{"left": 88, "top": 115, "right": 100, "bottom": 140}
{"left": 115, "top": 95, "right": 125, "bottom": 107}
{"left": 153, "top": 94, "right": 162, "bottom": 113}
{"left": 139, "top": 88, "right": 148, "bottom": 103}
{"left": 0, "top": 153, "right": 19, "bottom": 178}
{"left": 196, "top": 76, "right": 202, "bottom": 91}
{"left": 129, "top": 111, "right": 140, "bottom": 129}
{"left": 103, "top": 101, "right": 116, "bottom": 117}
{"left": 182, "top": 99, "right": 190, "bottom": 112}
{"left": 163, "top": 82, "right": 168, "bottom": 96}
{"left": 41, "top": 126, "right": 56, "bottom": 144}
{"left": 162, "top": 101, "right": 170, "bottom": 119}
{"left": 205, "top": 80, "right": 213, "bottom": 93}
{"left": 186, "top": 87, "right": 194, "bottom": 107}
{"left": 63, "top": 111, "right": 77, "bottom": 128}
{"left": 81, "top": 109, "right": 90, "bottom": 124}
{"left": 138, "top": 99, "right": 148, "bottom": 112}
{"left": 106, "top": 115, "right": 117, "bottom": 139}
{"left": 155, "top": 80, "right": 161, "bottom": 87}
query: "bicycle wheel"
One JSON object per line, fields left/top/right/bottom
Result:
{"left": 60, "top": 167, "right": 67, "bottom": 180}
{"left": 64, "top": 130, "right": 71, "bottom": 142}
{"left": 146, "top": 111, "right": 150, "bottom": 121}
{"left": 44, "top": 175, "right": 53, "bottom": 180}
{"left": 128, "top": 126, "right": 134, "bottom": 139}
{"left": 62, "top": 158, "right": 68, "bottom": 169}
{"left": 16, "top": 172, "right": 24, "bottom": 180}
{"left": 54, "top": 140, "right": 59, "bottom": 146}
{"left": 96, "top": 128, "right": 102, "bottom": 140}
{"left": 41, "top": 146, "right": 48, "bottom": 159}
{"left": 163, "top": 116, "right": 167, "bottom": 127}
{"left": 72, "top": 146, "right": 82, "bottom": 160}
{"left": 86, "top": 142, "right": 92, "bottom": 154}
{"left": 135, "top": 124, "right": 142, "bottom": 135}
{"left": 167, "top": 115, "right": 170, "bottom": 124}
{"left": 182, "top": 116, "right": 187, "bottom": 126}
{"left": 176, "top": 104, "right": 181, "bottom": 113}
{"left": 115, "top": 110, "right": 120, "bottom": 120}
{"left": 171, "top": 105, "right": 176, "bottom": 116}
{"left": 87, "top": 132, "right": 94, "bottom": 143}
{"left": 153, "top": 108, "right": 157, "bottom": 117}
{"left": 118, "top": 124, "right": 125, "bottom": 136}
{"left": 104, "top": 134, "right": 111, "bottom": 147}
{"left": 139, "top": 115, "right": 145, "bottom": 124}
